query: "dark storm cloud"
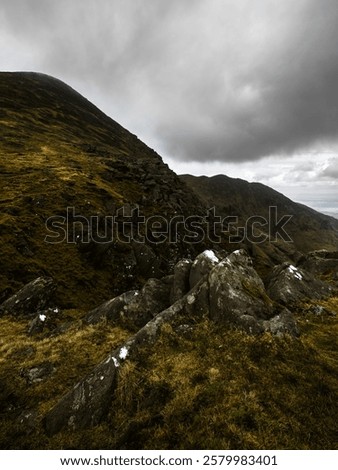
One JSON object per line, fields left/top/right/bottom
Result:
{"left": 2, "top": 0, "right": 338, "bottom": 164}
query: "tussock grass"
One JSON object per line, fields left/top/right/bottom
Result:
{"left": 0, "top": 300, "right": 337, "bottom": 449}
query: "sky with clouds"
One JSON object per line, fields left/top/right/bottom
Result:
{"left": 1, "top": 0, "right": 337, "bottom": 215}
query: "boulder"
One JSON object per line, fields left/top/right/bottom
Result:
{"left": 189, "top": 249, "right": 220, "bottom": 288}
{"left": 266, "top": 262, "right": 333, "bottom": 305}
{"left": 85, "top": 277, "right": 172, "bottom": 330}
{"left": 0, "top": 277, "right": 56, "bottom": 317}
{"left": 262, "top": 308, "right": 299, "bottom": 337}
{"left": 44, "top": 355, "right": 118, "bottom": 436}
{"left": 209, "top": 250, "right": 273, "bottom": 325}
{"left": 170, "top": 258, "right": 192, "bottom": 303}
{"left": 119, "top": 277, "right": 172, "bottom": 330}
{"left": 298, "top": 250, "right": 338, "bottom": 277}
{"left": 85, "top": 290, "right": 138, "bottom": 325}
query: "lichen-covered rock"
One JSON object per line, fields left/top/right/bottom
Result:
{"left": 86, "top": 276, "right": 173, "bottom": 330}
{"left": 170, "top": 258, "right": 192, "bottom": 303}
{"left": 263, "top": 308, "right": 299, "bottom": 337}
{"left": 119, "top": 277, "right": 172, "bottom": 330}
{"left": 209, "top": 249, "right": 273, "bottom": 325}
{"left": 266, "top": 262, "right": 333, "bottom": 305}
{"left": 44, "top": 356, "right": 117, "bottom": 436}
{"left": 189, "top": 249, "right": 220, "bottom": 288}
{"left": 0, "top": 277, "right": 56, "bottom": 317}
{"left": 85, "top": 290, "right": 138, "bottom": 325}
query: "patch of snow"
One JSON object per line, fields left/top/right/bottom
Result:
{"left": 203, "top": 249, "right": 219, "bottom": 263}
{"left": 39, "top": 314, "right": 46, "bottom": 322}
{"left": 112, "top": 357, "right": 120, "bottom": 368}
{"left": 232, "top": 250, "right": 241, "bottom": 255}
{"left": 288, "top": 265, "right": 303, "bottom": 280}
{"left": 15, "top": 299, "right": 20, "bottom": 304}
{"left": 100, "top": 376, "right": 104, "bottom": 381}
{"left": 134, "top": 292, "right": 139, "bottom": 296}
{"left": 288, "top": 265, "right": 297, "bottom": 273}
{"left": 187, "top": 294, "right": 195, "bottom": 305}
{"left": 119, "top": 346, "right": 129, "bottom": 360}
{"left": 53, "top": 308, "right": 59, "bottom": 313}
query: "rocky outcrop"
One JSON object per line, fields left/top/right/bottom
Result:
{"left": 44, "top": 248, "right": 309, "bottom": 435}
{"left": 85, "top": 290, "right": 138, "bottom": 325}
{"left": 189, "top": 250, "right": 220, "bottom": 288}
{"left": 0, "top": 277, "right": 56, "bottom": 317}
{"left": 266, "top": 262, "right": 333, "bottom": 305}
{"left": 44, "top": 278, "right": 207, "bottom": 436}
{"left": 209, "top": 250, "right": 273, "bottom": 325}
{"left": 298, "top": 250, "right": 338, "bottom": 277}
{"left": 85, "top": 277, "right": 172, "bottom": 330}
{"left": 170, "top": 259, "right": 192, "bottom": 303}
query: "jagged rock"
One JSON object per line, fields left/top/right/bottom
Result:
{"left": 119, "top": 277, "right": 172, "bottom": 330}
{"left": 44, "top": 356, "right": 118, "bottom": 436}
{"left": 170, "top": 258, "right": 192, "bottom": 303}
{"left": 85, "top": 277, "right": 172, "bottom": 330}
{"left": 0, "top": 277, "right": 56, "bottom": 317}
{"left": 85, "top": 290, "right": 138, "bottom": 325}
{"left": 266, "top": 262, "right": 333, "bottom": 305}
{"left": 298, "top": 250, "right": 338, "bottom": 277}
{"left": 44, "top": 278, "right": 208, "bottom": 436}
{"left": 263, "top": 308, "right": 299, "bottom": 337}
{"left": 209, "top": 250, "right": 273, "bottom": 325}
{"left": 132, "top": 243, "right": 162, "bottom": 279}
{"left": 189, "top": 249, "right": 220, "bottom": 288}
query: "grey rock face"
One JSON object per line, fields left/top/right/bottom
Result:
{"left": 44, "top": 277, "right": 207, "bottom": 436}
{"left": 85, "top": 290, "right": 138, "bottom": 325}
{"left": 44, "top": 356, "right": 117, "bottom": 436}
{"left": 85, "top": 277, "right": 172, "bottom": 330}
{"left": 262, "top": 308, "right": 300, "bottom": 337}
{"left": 209, "top": 249, "right": 273, "bottom": 325}
{"left": 266, "top": 262, "right": 333, "bottom": 305}
{"left": 0, "top": 277, "right": 56, "bottom": 317}
{"left": 170, "top": 258, "right": 192, "bottom": 303}
{"left": 298, "top": 250, "right": 338, "bottom": 277}
{"left": 189, "top": 249, "right": 220, "bottom": 288}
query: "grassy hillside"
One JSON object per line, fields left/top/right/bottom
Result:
{"left": 0, "top": 72, "right": 202, "bottom": 309}
{"left": 0, "top": 297, "right": 337, "bottom": 449}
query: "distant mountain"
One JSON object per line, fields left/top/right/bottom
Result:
{"left": 180, "top": 174, "right": 338, "bottom": 276}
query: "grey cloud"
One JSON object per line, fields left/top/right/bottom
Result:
{"left": 320, "top": 158, "right": 338, "bottom": 179}
{"left": 1, "top": 0, "right": 338, "bottom": 165}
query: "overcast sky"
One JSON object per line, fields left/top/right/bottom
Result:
{"left": 1, "top": 0, "right": 338, "bottom": 215}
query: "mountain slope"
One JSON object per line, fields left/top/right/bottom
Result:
{"left": 0, "top": 72, "right": 203, "bottom": 308}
